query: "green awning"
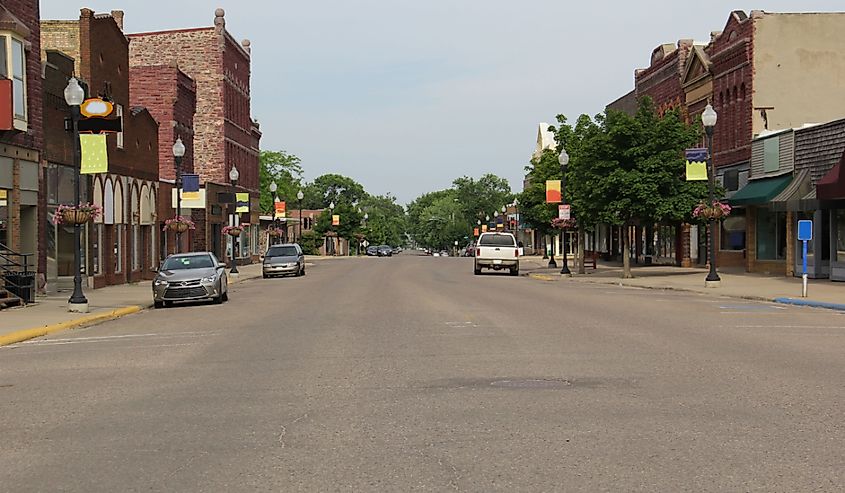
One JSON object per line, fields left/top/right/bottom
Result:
{"left": 728, "top": 174, "right": 793, "bottom": 206}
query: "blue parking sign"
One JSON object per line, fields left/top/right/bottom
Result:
{"left": 798, "top": 220, "right": 813, "bottom": 241}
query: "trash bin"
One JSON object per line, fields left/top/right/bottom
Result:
{"left": 3, "top": 272, "right": 35, "bottom": 303}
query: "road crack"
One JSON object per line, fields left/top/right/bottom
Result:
{"left": 278, "top": 413, "right": 309, "bottom": 449}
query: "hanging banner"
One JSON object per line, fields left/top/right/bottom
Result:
{"left": 181, "top": 174, "right": 200, "bottom": 200}
{"left": 481, "top": 225, "right": 488, "bottom": 233}
{"left": 473, "top": 228, "right": 479, "bottom": 237}
{"left": 545, "top": 180, "right": 561, "bottom": 203}
{"left": 274, "top": 200, "right": 286, "bottom": 219}
{"left": 236, "top": 193, "right": 250, "bottom": 213}
{"left": 685, "top": 148, "right": 708, "bottom": 181}
{"left": 558, "top": 204, "right": 571, "bottom": 220}
{"left": 79, "top": 134, "right": 108, "bottom": 174}
{"left": 332, "top": 214, "right": 340, "bottom": 226}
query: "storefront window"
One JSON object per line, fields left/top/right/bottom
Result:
{"left": 836, "top": 210, "right": 845, "bottom": 263}
{"left": 721, "top": 208, "right": 746, "bottom": 250}
{"left": 115, "top": 225, "right": 123, "bottom": 273}
{"left": 756, "top": 208, "right": 787, "bottom": 260}
{"left": 93, "top": 224, "right": 102, "bottom": 274}
{"left": 132, "top": 225, "right": 140, "bottom": 271}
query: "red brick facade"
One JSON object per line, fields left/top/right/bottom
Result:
{"left": 708, "top": 11, "right": 754, "bottom": 169}
{"left": 127, "top": 9, "right": 260, "bottom": 193}
{"left": 41, "top": 10, "right": 160, "bottom": 289}
{"left": 635, "top": 40, "right": 693, "bottom": 117}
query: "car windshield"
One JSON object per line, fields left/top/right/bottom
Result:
{"left": 267, "top": 246, "right": 298, "bottom": 257}
{"left": 162, "top": 255, "right": 214, "bottom": 270}
{"left": 479, "top": 234, "right": 516, "bottom": 247}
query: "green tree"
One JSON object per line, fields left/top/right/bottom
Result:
{"left": 452, "top": 174, "right": 513, "bottom": 229}
{"left": 301, "top": 174, "right": 367, "bottom": 210}
{"left": 259, "top": 150, "right": 303, "bottom": 213}
{"left": 359, "top": 194, "right": 406, "bottom": 246}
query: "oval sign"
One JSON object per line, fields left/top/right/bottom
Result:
{"left": 80, "top": 98, "right": 114, "bottom": 118}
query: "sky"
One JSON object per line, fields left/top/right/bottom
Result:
{"left": 41, "top": 1, "right": 845, "bottom": 204}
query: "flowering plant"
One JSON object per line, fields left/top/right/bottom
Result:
{"left": 693, "top": 200, "right": 731, "bottom": 220}
{"left": 162, "top": 215, "right": 196, "bottom": 232}
{"left": 551, "top": 217, "right": 577, "bottom": 229}
{"left": 52, "top": 203, "right": 103, "bottom": 225}
{"left": 222, "top": 225, "right": 244, "bottom": 237}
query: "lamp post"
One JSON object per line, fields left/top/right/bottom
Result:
{"left": 329, "top": 201, "right": 336, "bottom": 256}
{"left": 559, "top": 148, "right": 571, "bottom": 276}
{"left": 494, "top": 210, "right": 499, "bottom": 231}
{"left": 172, "top": 137, "right": 186, "bottom": 253}
{"left": 269, "top": 181, "right": 278, "bottom": 245}
{"left": 702, "top": 103, "right": 721, "bottom": 286}
{"left": 65, "top": 77, "right": 88, "bottom": 312}
{"left": 501, "top": 205, "right": 507, "bottom": 231}
{"left": 296, "top": 190, "right": 304, "bottom": 242}
{"left": 513, "top": 198, "right": 519, "bottom": 241}
{"left": 229, "top": 165, "right": 239, "bottom": 274}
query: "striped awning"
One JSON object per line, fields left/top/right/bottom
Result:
{"left": 771, "top": 169, "right": 814, "bottom": 211}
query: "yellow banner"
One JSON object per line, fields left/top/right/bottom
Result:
{"left": 332, "top": 214, "right": 340, "bottom": 226}
{"left": 182, "top": 191, "right": 200, "bottom": 200}
{"left": 236, "top": 193, "right": 250, "bottom": 213}
{"left": 545, "top": 180, "right": 561, "bottom": 203}
{"left": 686, "top": 161, "right": 707, "bottom": 181}
{"left": 80, "top": 134, "right": 108, "bottom": 174}
{"left": 275, "top": 201, "right": 286, "bottom": 219}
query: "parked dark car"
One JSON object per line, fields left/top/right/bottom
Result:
{"left": 377, "top": 245, "right": 393, "bottom": 257}
{"left": 263, "top": 244, "right": 305, "bottom": 278}
{"left": 366, "top": 245, "right": 379, "bottom": 256}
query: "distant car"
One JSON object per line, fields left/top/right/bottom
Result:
{"left": 377, "top": 245, "right": 393, "bottom": 257}
{"left": 153, "top": 252, "right": 228, "bottom": 308}
{"left": 439, "top": 250, "right": 449, "bottom": 257}
{"left": 392, "top": 246, "right": 402, "bottom": 255}
{"left": 366, "top": 245, "right": 379, "bottom": 256}
{"left": 263, "top": 243, "right": 305, "bottom": 278}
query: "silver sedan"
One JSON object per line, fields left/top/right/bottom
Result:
{"left": 152, "top": 252, "right": 229, "bottom": 308}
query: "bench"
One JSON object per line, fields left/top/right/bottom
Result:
{"left": 584, "top": 250, "right": 598, "bottom": 270}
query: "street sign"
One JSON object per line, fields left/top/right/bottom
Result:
{"left": 558, "top": 204, "right": 571, "bottom": 220}
{"left": 798, "top": 220, "right": 813, "bottom": 241}
{"left": 362, "top": 240, "right": 369, "bottom": 247}
{"left": 798, "top": 220, "right": 813, "bottom": 298}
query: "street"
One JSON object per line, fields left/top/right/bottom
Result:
{"left": 2, "top": 254, "right": 845, "bottom": 491}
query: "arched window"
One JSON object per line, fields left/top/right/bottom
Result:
{"left": 103, "top": 178, "right": 114, "bottom": 225}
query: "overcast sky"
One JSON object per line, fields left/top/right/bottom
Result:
{"left": 41, "top": 1, "right": 844, "bottom": 204}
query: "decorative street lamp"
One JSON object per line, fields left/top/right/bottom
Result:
{"left": 702, "top": 103, "right": 721, "bottom": 286}
{"left": 172, "top": 137, "right": 186, "bottom": 253}
{"left": 269, "top": 181, "right": 279, "bottom": 245}
{"left": 502, "top": 205, "right": 507, "bottom": 231}
{"left": 329, "top": 201, "right": 336, "bottom": 256}
{"left": 513, "top": 198, "right": 520, "bottom": 243}
{"left": 65, "top": 77, "right": 88, "bottom": 313}
{"left": 296, "top": 189, "right": 304, "bottom": 242}
{"left": 229, "top": 165, "right": 240, "bottom": 274}
{"left": 559, "top": 148, "right": 571, "bottom": 276}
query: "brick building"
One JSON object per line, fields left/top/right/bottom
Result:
{"left": 130, "top": 64, "right": 197, "bottom": 257}
{"left": 41, "top": 9, "right": 160, "bottom": 289}
{"left": 128, "top": 8, "right": 262, "bottom": 264}
{"left": 0, "top": 0, "right": 43, "bottom": 295}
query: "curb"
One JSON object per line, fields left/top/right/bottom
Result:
{"left": 0, "top": 305, "right": 145, "bottom": 348}
{"left": 773, "top": 297, "right": 845, "bottom": 312}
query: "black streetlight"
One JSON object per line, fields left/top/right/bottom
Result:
{"left": 65, "top": 77, "right": 88, "bottom": 313}
{"left": 172, "top": 137, "right": 186, "bottom": 253}
{"left": 229, "top": 165, "right": 240, "bottom": 274}
{"left": 296, "top": 190, "right": 304, "bottom": 242}
{"left": 501, "top": 205, "right": 507, "bottom": 231}
{"left": 702, "top": 103, "right": 721, "bottom": 286}
{"left": 329, "top": 201, "right": 336, "bottom": 256}
{"left": 559, "top": 148, "right": 571, "bottom": 276}
{"left": 494, "top": 210, "right": 499, "bottom": 230}
{"left": 270, "top": 181, "right": 280, "bottom": 245}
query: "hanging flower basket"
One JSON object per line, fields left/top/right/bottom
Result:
{"left": 163, "top": 215, "right": 196, "bottom": 233}
{"left": 267, "top": 226, "right": 284, "bottom": 237}
{"left": 53, "top": 203, "right": 103, "bottom": 225}
{"left": 223, "top": 225, "right": 243, "bottom": 237}
{"left": 551, "top": 217, "right": 577, "bottom": 230}
{"left": 693, "top": 200, "right": 732, "bottom": 220}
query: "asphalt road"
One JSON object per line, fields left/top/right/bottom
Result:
{"left": 2, "top": 254, "right": 845, "bottom": 491}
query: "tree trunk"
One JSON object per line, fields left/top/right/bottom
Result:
{"left": 577, "top": 227, "right": 586, "bottom": 275}
{"left": 622, "top": 223, "right": 633, "bottom": 279}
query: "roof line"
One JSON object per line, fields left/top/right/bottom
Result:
{"left": 128, "top": 26, "right": 214, "bottom": 37}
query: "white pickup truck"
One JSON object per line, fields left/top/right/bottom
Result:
{"left": 474, "top": 232, "right": 520, "bottom": 276}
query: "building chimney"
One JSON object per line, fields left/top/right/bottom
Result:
{"left": 111, "top": 10, "right": 124, "bottom": 31}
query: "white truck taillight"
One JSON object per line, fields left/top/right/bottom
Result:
{"left": 514, "top": 248, "right": 519, "bottom": 257}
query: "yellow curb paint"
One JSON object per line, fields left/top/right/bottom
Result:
{"left": 0, "top": 305, "right": 142, "bottom": 347}
{"left": 529, "top": 273, "right": 559, "bottom": 282}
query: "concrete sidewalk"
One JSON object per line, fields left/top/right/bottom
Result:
{"left": 520, "top": 255, "right": 845, "bottom": 310}
{"left": 0, "top": 263, "right": 263, "bottom": 346}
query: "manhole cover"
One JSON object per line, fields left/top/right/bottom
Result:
{"left": 490, "top": 379, "right": 571, "bottom": 389}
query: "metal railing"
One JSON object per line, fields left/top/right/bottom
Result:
{"left": 0, "top": 242, "right": 35, "bottom": 304}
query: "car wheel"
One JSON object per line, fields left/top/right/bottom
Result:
{"left": 263, "top": 273, "right": 269, "bottom": 279}
{"left": 510, "top": 267, "right": 519, "bottom": 276}
{"left": 164, "top": 301, "right": 173, "bottom": 308}
{"left": 154, "top": 300, "right": 163, "bottom": 309}
{"left": 222, "top": 291, "right": 229, "bottom": 302}
{"left": 474, "top": 263, "right": 481, "bottom": 275}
